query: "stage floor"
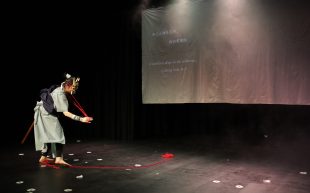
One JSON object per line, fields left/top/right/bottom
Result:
{"left": 2, "top": 136, "right": 310, "bottom": 193}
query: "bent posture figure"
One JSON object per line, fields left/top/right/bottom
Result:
{"left": 34, "top": 73, "right": 93, "bottom": 166}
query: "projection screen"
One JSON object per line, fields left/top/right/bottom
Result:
{"left": 142, "top": 0, "right": 310, "bottom": 105}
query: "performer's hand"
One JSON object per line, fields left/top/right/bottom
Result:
{"left": 80, "top": 117, "right": 93, "bottom": 123}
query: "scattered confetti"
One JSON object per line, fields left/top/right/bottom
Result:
{"left": 134, "top": 164, "right": 142, "bottom": 167}
{"left": 299, "top": 171, "right": 307, "bottom": 175}
{"left": 212, "top": 180, "right": 221, "bottom": 183}
{"left": 76, "top": 175, "right": 83, "bottom": 179}
{"left": 263, "top": 179, "right": 271, "bottom": 183}
{"left": 64, "top": 188, "right": 73, "bottom": 192}
{"left": 235, "top": 185, "right": 244, "bottom": 189}
{"left": 27, "top": 188, "right": 36, "bottom": 192}
{"left": 16, "top": 181, "right": 24, "bottom": 184}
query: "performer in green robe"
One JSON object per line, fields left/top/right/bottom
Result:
{"left": 34, "top": 73, "right": 93, "bottom": 166}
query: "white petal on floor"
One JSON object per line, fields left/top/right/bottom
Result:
{"left": 263, "top": 179, "right": 271, "bottom": 183}
{"left": 76, "top": 140, "right": 81, "bottom": 143}
{"left": 16, "top": 181, "right": 24, "bottom": 184}
{"left": 40, "top": 165, "right": 47, "bottom": 168}
{"left": 73, "top": 159, "right": 79, "bottom": 162}
{"left": 27, "top": 188, "right": 36, "bottom": 192}
{"left": 299, "top": 171, "right": 307, "bottom": 175}
{"left": 18, "top": 153, "right": 24, "bottom": 156}
{"left": 235, "top": 185, "right": 244, "bottom": 189}
{"left": 84, "top": 161, "right": 88, "bottom": 164}
{"left": 97, "top": 158, "right": 103, "bottom": 161}
{"left": 125, "top": 168, "right": 132, "bottom": 171}
{"left": 64, "top": 188, "right": 73, "bottom": 192}
{"left": 134, "top": 164, "right": 142, "bottom": 167}
{"left": 68, "top": 153, "right": 74, "bottom": 156}
{"left": 212, "top": 180, "right": 221, "bottom": 183}
{"left": 76, "top": 175, "right": 83, "bottom": 179}
{"left": 86, "top": 151, "right": 92, "bottom": 154}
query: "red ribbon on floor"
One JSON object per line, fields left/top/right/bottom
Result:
{"left": 161, "top": 153, "right": 174, "bottom": 159}
{"left": 42, "top": 154, "right": 174, "bottom": 169}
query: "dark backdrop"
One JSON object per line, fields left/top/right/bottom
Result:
{"left": 3, "top": 1, "right": 310, "bottom": 148}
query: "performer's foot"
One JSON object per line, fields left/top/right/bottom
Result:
{"left": 55, "top": 157, "right": 71, "bottom": 166}
{"left": 39, "top": 156, "right": 54, "bottom": 164}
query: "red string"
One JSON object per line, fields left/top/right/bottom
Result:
{"left": 70, "top": 95, "right": 84, "bottom": 110}
{"left": 69, "top": 95, "right": 88, "bottom": 117}
{"left": 41, "top": 154, "right": 174, "bottom": 170}
{"left": 21, "top": 121, "right": 34, "bottom": 144}
{"left": 22, "top": 94, "right": 89, "bottom": 145}
{"left": 73, "top": 101, "right": 88, "bottom": 117}
{"left": 69, "top": 159, "right": 171, "bottom": 169}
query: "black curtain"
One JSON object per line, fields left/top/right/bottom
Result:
{"left": 4, "top": 1, "right": 310, "bottom": 147}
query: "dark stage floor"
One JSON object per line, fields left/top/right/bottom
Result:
{"left": 2, "top": 136, "right": 310, "bottom": 193}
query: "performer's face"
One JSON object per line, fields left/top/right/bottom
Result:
{"left": 64, "top": 85, "right": 77, "bottom": 95}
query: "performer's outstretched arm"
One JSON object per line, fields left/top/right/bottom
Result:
{"left": 63, "top": 111, "right": 93, "bottom": 123}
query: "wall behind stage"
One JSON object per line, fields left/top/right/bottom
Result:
{"left": 3, "top": 1, "right": 310, "bottom": 147}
